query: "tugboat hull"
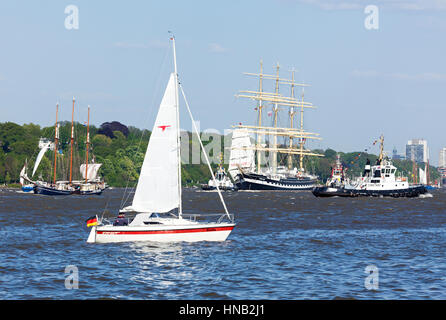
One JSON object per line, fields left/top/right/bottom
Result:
{"left": 312, "top": 186, "right": 357, "bottom": 197}
{"left": 313, "top": 185, "right": 427, "bottom": 198}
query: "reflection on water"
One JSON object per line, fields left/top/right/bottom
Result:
{"left": 0, "top": 187, "right": 446, "bottom": 299}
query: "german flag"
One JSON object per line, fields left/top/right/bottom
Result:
{"left": 86, "top": 216, "right": 98, "bottom": 227}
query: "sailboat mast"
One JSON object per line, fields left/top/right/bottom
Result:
{"left": 171, "top": 34, "right": 183, "bottom": 218}
{"left": 256, "top": 60, "right": 264, "bottom": 174}
{"left": 69, "top": 97, "right": 75, "bottom": 185}
{"left": 288, "top": 69, "right": 296, "bottom": 170}
{"left": 299, "top": 90, "right": 305, "bottom": 170}
{"left": 272, "top": 62, "right": 280, "bottom": 174}
{"left": 85, "top": 105, "right": 90, "bottom": 183}
{"left": 53, "top": 103, "right": 59, "bottom": 185}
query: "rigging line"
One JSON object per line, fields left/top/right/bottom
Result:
{"left": 179, "top": 84, "right": 231, "bottom": 219}
{"left": 119, "top": 44, "right": 171, "bottom": 210}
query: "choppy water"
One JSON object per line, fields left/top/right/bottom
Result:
{"left": 1, "top": 187, "right": 445, "bottom": 299}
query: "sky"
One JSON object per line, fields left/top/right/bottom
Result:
{"left": 0, "top": 0, "right": 445, "bottom": 164}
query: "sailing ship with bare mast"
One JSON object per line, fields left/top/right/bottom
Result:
{"left": 228, "top": 61, "right": 324, "bottom": 190}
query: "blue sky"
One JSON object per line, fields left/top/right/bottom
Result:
{"left": 0, "top": 1, "right": 445, "bottom": 164}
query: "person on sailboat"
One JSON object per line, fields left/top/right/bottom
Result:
{"left": 113, "top": 213, "right": 128, "bottom": 226}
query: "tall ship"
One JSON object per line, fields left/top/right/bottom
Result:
{"left": 21, "top": 100, "right": 105, "bottom": 195}
{"left": 313, "top": 135, "right": 428, "bottom": 197}
{"left": 228, "top": 61, "right": 323, "bottom": 190}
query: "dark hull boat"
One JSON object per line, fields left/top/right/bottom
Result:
{"left": 79, "top": 189, "right": 103, "bottom": 195}
{"left": 235, "top": 172, "right": 316, "bottom": 191}
{"left": 201, "top": 184, "right": 237, "bottom": 191}
{"left": 78, "top": 183, "right": 104, "bottom": 195}
{"left": 312, "top": 185, "right": 427, "bottom": 198}
{"left": 33, "top": 183, "right": 77, "bottom": 196}
{"left": 312, "top": 186, "right": 357, "bottom": 197}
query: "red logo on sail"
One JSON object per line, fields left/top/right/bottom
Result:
{"left": 158, "top": 125, "right": 171, "bottom": 132}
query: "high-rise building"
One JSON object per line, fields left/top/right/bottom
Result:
{"left": 439, "top": 148, "right": 446, "bottom": 168}
{"left": 406, "top": 139, "right": 428, "bottom": 163}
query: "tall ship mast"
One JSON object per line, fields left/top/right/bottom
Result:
{"left": 228, "top": 61, "right": 323, "bottom": 190}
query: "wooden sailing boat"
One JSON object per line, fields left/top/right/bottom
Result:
{"left": 33, "top": 100, "right": 78, "bottom": 195}
{"left": 229, "top": 61, "right": 324, "bottom": 190}
{"left": 87, "top": 35, "right": 235, "bottom": 243}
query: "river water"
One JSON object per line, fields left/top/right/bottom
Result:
{"left": 1, "top": 187, "right": 445, "bottom": 299}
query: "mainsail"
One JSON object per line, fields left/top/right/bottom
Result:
{"left": 128, "top": 73, "right": 180, "bottom": 213}
{"left": 80, "top": 163, "right": 102, "bottom": 181}
{"left": 32, "top": 142, "right": 52, "bottom": 177}
{"left": 228, "top": 128, "right": 255, "bottom": 180}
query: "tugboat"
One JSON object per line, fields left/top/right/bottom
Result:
{"left": 313, "top": 135, "right": 427, "bottom": 198}
{"left": 201, "top": 154, "right": 236, "bottom": 191}
{"left": 312, "top": 154, "right": 357, "bottom": 197}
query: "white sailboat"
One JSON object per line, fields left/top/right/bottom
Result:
{"left": 19, "top": 159, "right": 34, "bottom": 192}
{"left": 87, "top": 35, "right": 235, "bottom": 243}
{"left": 19, "top": 141, "right": 53, "bottom": 191}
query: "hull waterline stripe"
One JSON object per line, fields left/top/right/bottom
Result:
{"left": 96, "top": 226, "right": 234, "bottom": 235}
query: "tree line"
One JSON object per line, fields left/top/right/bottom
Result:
{"left": 0, "top": 121, "right": 440, "bottom": 187}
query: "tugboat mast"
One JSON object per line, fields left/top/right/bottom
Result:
{"left": 378, "top": 134, "right": 384, "bottom": 163}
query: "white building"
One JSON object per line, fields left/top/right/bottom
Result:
{"left": 439, "top": 147, "right": 446, "bottom": 168}
{"left": 406, "top": 139, "right": 428, "bottom": 163}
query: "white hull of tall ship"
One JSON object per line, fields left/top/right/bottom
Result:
{"left": 87, "top": 217, "right": 235, "bottom": 243}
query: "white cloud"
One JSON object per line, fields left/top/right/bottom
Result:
{"left": 208, "top": 43, "right": 229, "bottom": 53}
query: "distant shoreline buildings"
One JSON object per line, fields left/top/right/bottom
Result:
{"left": 406, "top": 139, "right": 428, "bottom": 163}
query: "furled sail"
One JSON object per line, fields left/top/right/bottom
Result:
{"left": 228, "top": 128, "right": 255, "bottom": 179}
{"left": 419, "top": 167, "right": 427, "bottom": 185}
{"left": 127, "top": 73, "right": 180, "bottom": 213}
{"left": 32, "top": 142, "right": 52, "bottom": 177}
{"left": 80, "top": 163, "right": 102, "bottom": 180}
